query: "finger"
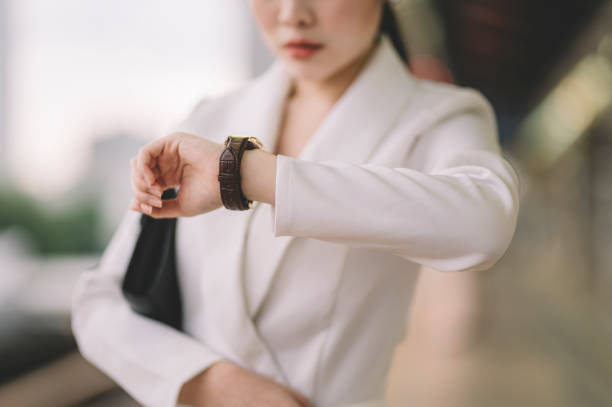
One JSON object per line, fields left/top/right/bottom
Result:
{"left": 128, "top": 198, "right": 142, "bottom": 212}
{"left": 131, "top": 178, "right": 163, "bottom": 206}
{"left": 133, "top": 189, "right": 163, "bottom": 208}
{"left": 131, "top": 158, "right": 163, "bottom": 198}
{"left": 271, "top": 379, "right": 313, "bottom": 407}
{"left": 133, "top": 178, "right": 163, "bottom": 199}
{"left": 137, "top": 137, "right": 171, "bottom": 186}
{"left": 128, "top": 199, "right": 154, "bottom": 216}
{"left": 151, "top": 164, "right": 163, "bottom": 186}
{"left": 130, "top": 156, "right": 147, "bottom": 190}
{"left": 286, "top": 389, "right": 314, "bottom": 407}
{"left": 140, "top": 203, "right": 153, "bottom": 215}
{"left": 138, "top": 147, "right": 158, "bottom": 186}
{"left": 146, "top": 198, "right": 182, "bottom": 219}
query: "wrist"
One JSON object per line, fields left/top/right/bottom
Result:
{"left": 177, "top": 361, "right": 229, "bottom": 406}
{"left": 177, "top": 370, "right": 206, "bottom": 405}
{"left": 240, "top": 148, "right": 277, "bottom": 206}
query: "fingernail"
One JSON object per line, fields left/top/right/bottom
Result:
{"left": 140, "top": 203, "right": 153, "bottom": 213}
{"left": 148, "top": 188, "right": 162, "bottom": 198}
{"left": 149, "top": 198, "right": 163, "bottom": 208}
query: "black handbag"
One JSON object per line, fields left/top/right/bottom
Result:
{"left": 121, "top": 188, "right": 183, "bottom": 331}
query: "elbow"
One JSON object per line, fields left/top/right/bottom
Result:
{"left": 470, "top": 225, "right": 515, "bottom": 272}
{"left": 70, "top": 273, "right": 96, "bottom": 347}
{"left": 432, "top": 224, "right": 516, "bottom": 273}
{"left": 461, "top": 196, "right": 519, "bottom": 272}
{"left": 70, "top": 271, "right": 120, "bottom": 346}
{"left": 71, "top": 276, "right": 94, "bottom": 360}
{"left": 391, "top": 193, "right": 519, "bottom": 273}
{"left": 433, "top": 191, "right": 519, "bottom": 273}
{"left": 461, "top": 166, "right": 520, "bottom": 272}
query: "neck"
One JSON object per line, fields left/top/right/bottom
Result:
{"left": 290, "top": 40, "right": 378, "bottom": 104}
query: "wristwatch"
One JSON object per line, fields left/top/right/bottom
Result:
{"left": 218, "top": 135, "right": 264, "bottom": 210}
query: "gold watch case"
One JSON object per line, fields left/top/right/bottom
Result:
{"left": 223, "top": 135, "right": 264, "bottom": 150}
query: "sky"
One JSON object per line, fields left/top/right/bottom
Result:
{"left": 4, "top": 0, "right": 256, "bottom": 199}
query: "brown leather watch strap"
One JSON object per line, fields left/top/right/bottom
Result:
{"left": 218, "top": 136, "right": 263, "bottom": 210}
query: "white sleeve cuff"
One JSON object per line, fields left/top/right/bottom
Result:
{"left": 271, "top": 154, "right": 295, "bottom": 237}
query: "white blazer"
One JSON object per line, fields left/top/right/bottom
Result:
{"left": 71, "top": 35, "right": 519, "bottom": 407}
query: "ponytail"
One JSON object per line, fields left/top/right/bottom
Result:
{"left": 379, "top": 2, "right": 409, "bottom": 64}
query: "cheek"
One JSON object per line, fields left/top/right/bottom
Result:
{"left": 249, "top": 1, "right": 278, "bottom": 43}
{"left": 322, "top": 0, "right": 381, "bottom": 43}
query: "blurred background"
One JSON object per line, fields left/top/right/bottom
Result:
{"left": 0, "top": 0, "right": 611, "bottom": 406}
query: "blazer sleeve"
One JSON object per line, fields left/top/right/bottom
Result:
{"left": 271, "top": 96, "right": 520, "bottom": 273}
{"left": 71, "top": 209, "right": 223, "bottom": 407}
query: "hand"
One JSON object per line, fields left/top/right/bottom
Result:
{"left": 178, "top": 361, "right": 314, "bottom": 407}
{"left": 129, "top": 132, "right": 226, "bottom": 218}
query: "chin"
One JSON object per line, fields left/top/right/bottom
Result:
{"left": 282, "top": 58, "right": 342, "bottom": 83}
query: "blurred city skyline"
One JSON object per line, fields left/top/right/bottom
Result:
{"left": 2, "top": 0, "right": 260, "bottom": 199}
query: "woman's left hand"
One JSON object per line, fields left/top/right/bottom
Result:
{"left": 129, "top": 132, "right": 226, "bottom": 218}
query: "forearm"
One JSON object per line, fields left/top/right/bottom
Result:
{"left": 240, "top": 148, "right": 278, "bottom": 206}
{"left": 270, "top": 152, "right": 518, "bottom": 272}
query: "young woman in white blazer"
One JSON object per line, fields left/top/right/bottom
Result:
{"left": 71, "top": 1, "right": 520, "bottom": 406}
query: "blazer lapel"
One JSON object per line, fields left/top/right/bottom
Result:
{"left": 298, "top": 36, "right": 416, "bottom": 164}
{"left": 198, "top": 34, "right": 416, "bottom": 383}
{"left": 244, "top": 35, "right": 417, "bottom": 320}
{"left": 194, "top": 59, "right": 292, "bottom": 383}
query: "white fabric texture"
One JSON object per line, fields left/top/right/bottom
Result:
{"left": 71, "top": 35, "right": 519, "bottom": 407}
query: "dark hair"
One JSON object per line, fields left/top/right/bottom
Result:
{"left": 379, "top": 2, "right": 408, "bottom": 64}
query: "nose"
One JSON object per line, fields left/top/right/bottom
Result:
{"left": 278, "top": 0, "right": 315, "bottom": 28}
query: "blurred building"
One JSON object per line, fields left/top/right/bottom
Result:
{"left": 0, "top": 0, "right": 7, "bottom": 178}
{"left": 73, "top": 133, "right": 144, "bottom": 242}
{"left": 4, "top": 0, "right": 253, "bottom": 199}
{"left": 387, "top": 2, "right": 612, "bottom": 406}
{"left": 432, "top": 0, "right": 607, "bottom": 144}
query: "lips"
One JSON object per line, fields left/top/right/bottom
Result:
{"left": 284, "top": 39, "right": 323, "bottom": 48}
{"left": 284, "top": 39, "right": 324, "bottom": 59}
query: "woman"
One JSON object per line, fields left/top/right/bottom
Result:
{"left": 71, "top": 1, "right": 520, "bottom": 406}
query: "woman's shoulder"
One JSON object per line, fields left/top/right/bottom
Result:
{"left": 412, "top": 78, "right": 494, "bottom": 117}
{"left": 398, "top": 77, "right": 497, "bottom": 133}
